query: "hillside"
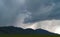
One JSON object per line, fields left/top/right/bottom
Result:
{"left": 0, "top": 26, "right": 59, "bottom": 35}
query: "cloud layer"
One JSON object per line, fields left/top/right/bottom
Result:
{"left": 0, "top": 0, "right": 60, "bottom": 34}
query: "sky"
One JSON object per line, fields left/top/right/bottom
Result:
{"left": 0, "top": 0, "right": 60, "bottom": 34}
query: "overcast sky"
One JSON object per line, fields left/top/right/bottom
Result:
{"left": 0, "top": 0, "right": 60, "bottom": 34}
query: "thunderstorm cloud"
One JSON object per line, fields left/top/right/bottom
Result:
{"left": 0, "top": 0, "right": 60, "bottom": 34}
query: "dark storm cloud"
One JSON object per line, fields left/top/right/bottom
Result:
{"left": 24, "top": 0, "right": 60, "bottom": 23}
{"left": 0, "top": 0, "right": 60, "bottom": 26}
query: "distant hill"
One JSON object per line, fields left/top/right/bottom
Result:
{"left": 0, "top": 26, "right": 59, "bottom": 35}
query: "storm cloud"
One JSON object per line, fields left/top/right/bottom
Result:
{"left": 24, "top": 0, "right": 60, "bottom": 23}
{"left": 0, "top": 0, "right": 60, "bottom": 34}
{"left": 0, "top": 0, "right": 26, "bottom": 26}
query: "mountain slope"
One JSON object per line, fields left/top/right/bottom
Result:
{"left": 0, "top": 26, "right": 59, "bottom": 35}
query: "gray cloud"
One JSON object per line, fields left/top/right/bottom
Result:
{"left": 0, "top": 0, "right": 60, "bottom": 34}
{"left": 0, "top": 0, "right": 26, "bottom": 26}
{"left": 0, "top": 0, "right": 60, "bottom": 28}
{"left": 24, "top": 0, "right": 60, "bottom": 23}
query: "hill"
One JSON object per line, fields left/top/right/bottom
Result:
{"left": 0, "top": 26, "right": 59, "bottom": 35}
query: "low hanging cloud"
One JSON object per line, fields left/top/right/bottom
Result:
{"left": 0, "top": 0, "right": 60, "bottom": 34}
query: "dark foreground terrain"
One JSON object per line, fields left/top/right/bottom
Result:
{"left": 0, "top": 26, "right": 60, "bottom": 37}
